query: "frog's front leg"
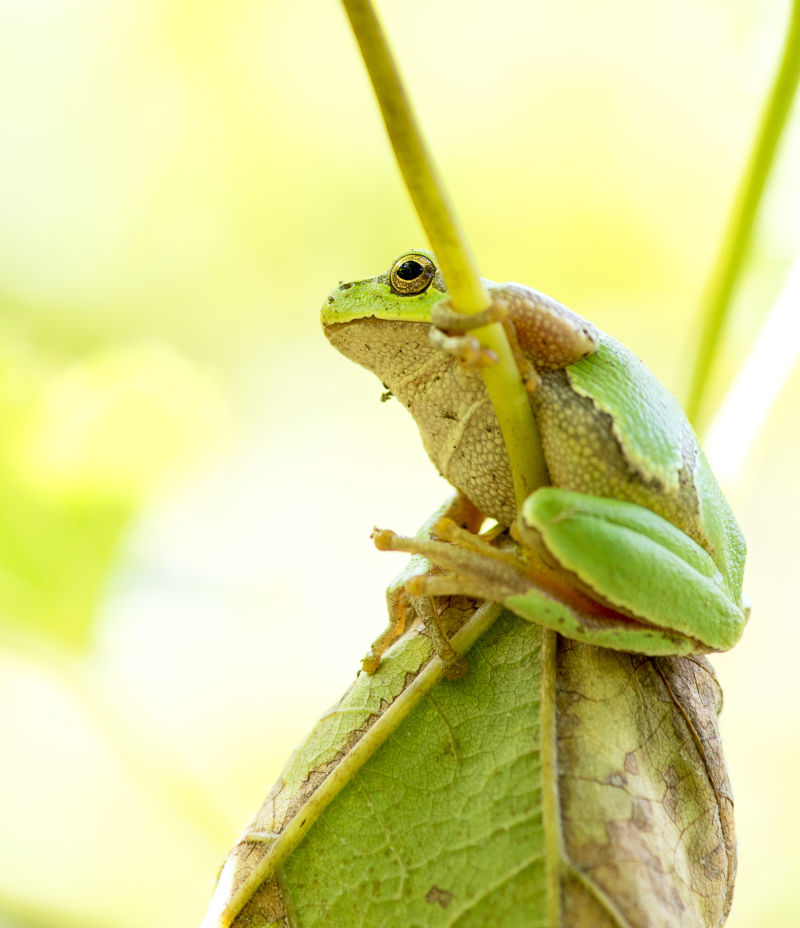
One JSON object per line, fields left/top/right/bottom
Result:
{"left": 362, "top": 493, "right": 483, "bottom": 678}
{"left": 375, "top": 488, "right": 749, "bottom": 657}
{"left": 430, "top": 290, "right": 599, "bottom": 391}
{"left": 427, "top": 300, "right": 506, "bottom": 375}
{"left": 429, "top": 299, "right": 541, "bottom": 391}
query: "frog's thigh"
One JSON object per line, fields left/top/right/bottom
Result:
{"left": 521, "top": 488, "right": 745, "bottom": 650}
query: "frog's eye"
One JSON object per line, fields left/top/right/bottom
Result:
{"left": 389, "top": 253, "right": 436, "bottom": 295}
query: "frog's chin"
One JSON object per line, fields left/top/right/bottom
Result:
{"left": 321, "top": 315, "right": 432, "bottom": 372}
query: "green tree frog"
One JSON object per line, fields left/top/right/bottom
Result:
{"left": 321, "top": 251, "right": 748, "bottom": 675}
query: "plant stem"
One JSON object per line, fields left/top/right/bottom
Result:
{"left": 684, "top": 0, "right": 800, "bottom": 429}
{"left": 341, "top": 0, "right": 482, "bottom": 311}
{"left": 340, "top": 0, "right": 548, "bottom": 503}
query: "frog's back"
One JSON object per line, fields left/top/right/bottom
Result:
{"left": 533, "top": 332, "right": 744, "bottom": 597}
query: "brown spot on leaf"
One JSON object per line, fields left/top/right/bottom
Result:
{"left": 425, "top": 885, "right": 453, "bottom": 908}
{"left": 624, "top": 751, "right": 640, "bottom": 775}
{"left": 557, "top": 641, "right": 736, "bottom": 926}
{"left": 630, "top": 796, "right": 653, "bottom": 831}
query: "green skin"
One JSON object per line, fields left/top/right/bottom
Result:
{"left": 322, "top": 251, "right": 748, "bottom": 663}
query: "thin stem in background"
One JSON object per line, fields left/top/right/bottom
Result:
{"left": 685, "top": 0, "right": 800, "bottom": 430}
{"left": 340, "top": 0, "right": 549, "bottom": 504}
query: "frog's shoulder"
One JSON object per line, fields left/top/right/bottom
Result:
{"left": 486, "top": 281, "right": 599, "bottom": 372}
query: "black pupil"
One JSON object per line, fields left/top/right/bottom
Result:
{"left": 396, "top": 260, "right": 424, "bottom": 281}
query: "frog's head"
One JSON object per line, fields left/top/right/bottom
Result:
{"left": 321, "top": 250, "right": 448, "bottom": 328}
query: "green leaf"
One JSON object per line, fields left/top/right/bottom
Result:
{"left": 203, "top": 608, "right": 734, "bottom": 927}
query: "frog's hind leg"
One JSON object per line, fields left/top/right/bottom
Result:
{"left": 372, "top": 521, "right": 532, "bottom": 604}
{"left": 373, "top": 516, "right": 622, "bottom": 626}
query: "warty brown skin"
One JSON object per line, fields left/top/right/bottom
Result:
{"left": 326, "top": 314, "right": 519, "bottom": 525}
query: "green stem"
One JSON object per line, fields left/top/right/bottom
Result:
{"left": 341, "top": 0, "right": 482, "bottom": 311}
{"left": 340, "top": 0, "right": 548, "bottom": 504}
{"left": 685, "top": 0, "right": 800, "bottom": 428}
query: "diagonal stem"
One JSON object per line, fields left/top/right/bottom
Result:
{"left": 685, "top": 0, "right": 800, "bottom": 428}
{"left": 340, "top": 0, "right": 548, "bottom": 505}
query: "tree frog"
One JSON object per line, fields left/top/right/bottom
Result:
{"left": 321, "top": 250, "right": 748, "bottom": 675}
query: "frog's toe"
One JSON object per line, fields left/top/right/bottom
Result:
{"left": 428, "top": 327, "right": 497, "bottom": 368}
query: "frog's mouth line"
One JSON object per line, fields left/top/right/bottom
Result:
{"left": 321, "top": 314, "right": 432, "bottom": 345}
{"left": 321, "top": 302, "right": 438, "bottom": 327}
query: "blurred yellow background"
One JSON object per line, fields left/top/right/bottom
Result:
{"left": 1, "top": 0, "right": 798, "bottom": 925}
